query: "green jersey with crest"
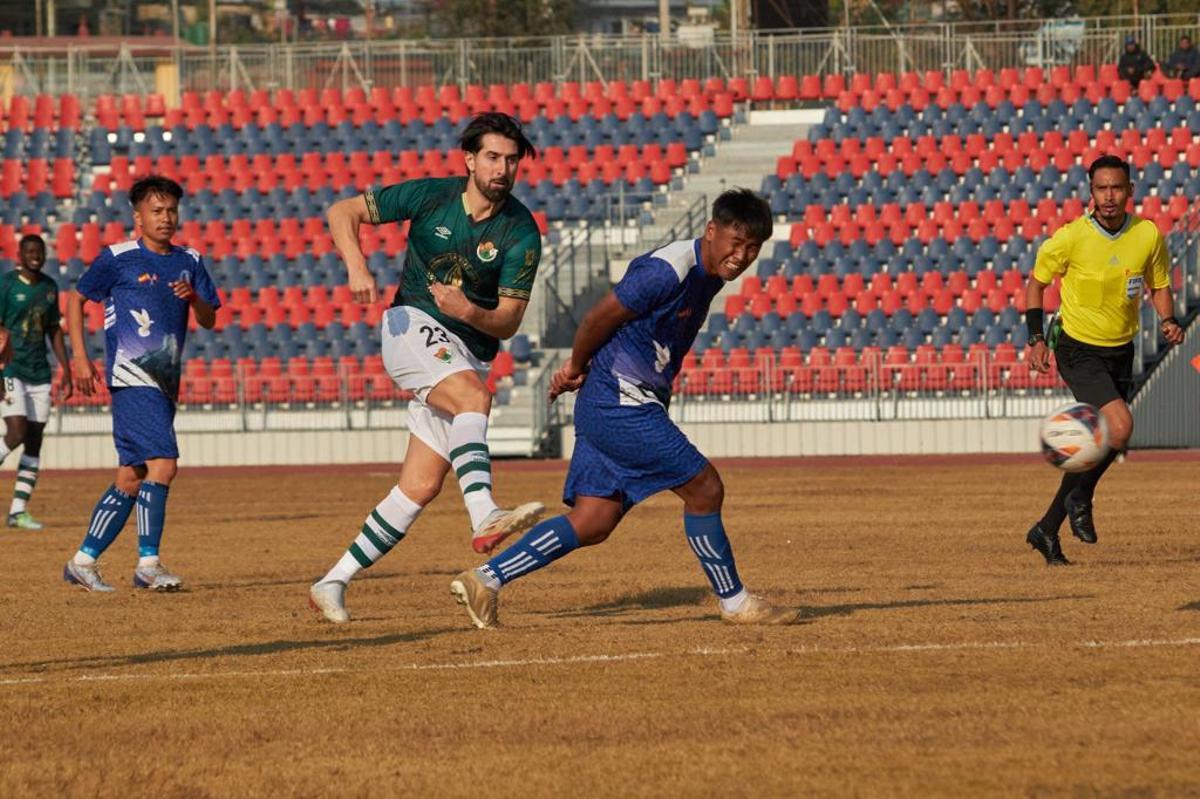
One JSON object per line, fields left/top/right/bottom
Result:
{"left": 365, "top": 176, "right": 542, "bottom": 361}
{"left": 0, "top": 270, "right": 60, "bottom": 384}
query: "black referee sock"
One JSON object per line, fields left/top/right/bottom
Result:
{"left": 1076, "top": 449, "right": 1121, "bottom": 501}
{"left": 1038, "top": 472, "right": 1084, "bottom": 533}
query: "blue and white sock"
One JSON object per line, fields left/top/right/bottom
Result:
{"left": 136, "top": 481, "right": 170, "bottom": 566}
{"left": 684, "top": 512, "right": 745, "bottom": 605}
{"left": 75, "top": 485, "right": 135, "bottom": 564}
{"left": 477, "top": 516, "right": 580, "bottom": 589}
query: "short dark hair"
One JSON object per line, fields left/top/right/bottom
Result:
{"left": 1088, "top": 155, "right": 1131, "bottom": 181}
{"left": 459, "top": 112, "right": 537, "bottom": 161}
{"left": 18, "top": 233, "right": 45, "bottom": 250}
{"left": 129, "top": 175, "right": 183, "bottom": 207}
{"left": 711, "top": 188, "right": 773, "bottom": 243}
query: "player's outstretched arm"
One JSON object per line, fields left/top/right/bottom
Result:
{"left": 549, "top": 291, "right": 637, "bottom": 403}
{"left": 328, "top": 195, "right": 377, "bottom": 304}
{"left": 66, "top": 291, "right": 100, "bottom": 395}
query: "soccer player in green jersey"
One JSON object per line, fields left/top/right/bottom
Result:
{"left": 310, "top": 112, "right": 546, "bottom": 623}
{"left": 0, "top": 234, "right": 72, "bottom": 530}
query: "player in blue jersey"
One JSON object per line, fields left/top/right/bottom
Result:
{"left": 63, "top": 176, "right": 220, "bottom": 592}
{"left": 450, "top": 189, "right": 799, "bottom": 627}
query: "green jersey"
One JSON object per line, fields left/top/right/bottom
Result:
{"left": 365, "top": 176, "right": 542, "bottom": 361}
{"left": 0, "top": 270, "right": 60, "bottom": 384}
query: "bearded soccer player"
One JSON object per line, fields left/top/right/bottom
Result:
{"left": 1024, "top": 155, "right": 1183, "bottom": 565}
{"left": 309, "top": 113, "right": 546, "bottom": 623}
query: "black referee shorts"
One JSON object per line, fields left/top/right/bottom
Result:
{"left": 1054, "top": 331, "right": 1135, "bottom": 408}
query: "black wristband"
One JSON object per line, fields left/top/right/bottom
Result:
{"left": 1161, "top": 316, "right": 1179, "bottom": 327}
{"left": 1026, "top": 308, "right": 1045, "bottom": 340}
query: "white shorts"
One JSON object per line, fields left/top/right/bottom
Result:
{"left": 1, "top": 378, "right": 51, "bottom": 423}
{"left": 381, "top": 305, "right": 489, "bottom": 460}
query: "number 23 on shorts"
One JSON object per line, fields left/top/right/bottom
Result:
{"left": 419, "top": 324, "right": 450, "bottom": 349}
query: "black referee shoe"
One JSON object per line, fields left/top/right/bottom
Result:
{"left": 1064, "top": 490, "right": 1098, "bottom": 544}
{"left": 1027, "top": 523, "right": 1071, "bottom": 566}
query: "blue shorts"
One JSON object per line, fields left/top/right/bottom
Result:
{"left": 111, "top": 387, "right": 179, "bottom": 466}
{"left": 563, "top": 398, "right": 708, "bottom": 512}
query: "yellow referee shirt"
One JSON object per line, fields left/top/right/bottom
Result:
{"left": 1033, "top": 213, "right": 1170, "bottom": 347}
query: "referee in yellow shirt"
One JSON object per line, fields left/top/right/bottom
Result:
{"left": 1024, "top": 155, "right": 1184, "bottom": 565}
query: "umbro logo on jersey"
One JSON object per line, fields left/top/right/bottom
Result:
{"left": 1108, "top": 256, "right": 1120, "bottom": 266}
{"left": 434, "top": 226, "right": 452, "bottom": 240}
{"left": 14, "top": 293, "right": 24, "bottom": 301}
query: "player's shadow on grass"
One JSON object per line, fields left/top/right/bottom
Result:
{"left": 204, "top": 571, "right": 403, "bottom": 591}
{"left": 2, "top": 628, "right": 460, "bottom": 674}
{"left": 550, "top": 586, "right": 714, "bottom": 618}
{"left": 797, "top": 594, "right": 1095, "bottom": 620}
{"left": 1179, "top": 600, "right": 1200, "bottom": 612}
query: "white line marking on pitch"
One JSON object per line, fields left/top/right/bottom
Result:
{"left": 2, "top": 637, "right": 1198, "bottom": 688}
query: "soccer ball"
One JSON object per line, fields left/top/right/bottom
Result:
{"left": 1038, "top": 402, "right": 1110, "bottom": 473}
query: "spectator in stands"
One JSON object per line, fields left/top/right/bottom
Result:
{"left": 308, "top": 113, "right": 546, "bottom": 624}
{"left": 1023, "top": 155, "right": 1184, "bottom": 567}
{"left": 448, "top": 189, "right": 800, "bottom": 628}
{"left": 1161, "top": 35, "right": 1200, "bottom": 80}
{"left": 1118, "top": 35, "right": 1156, "bottom": 88}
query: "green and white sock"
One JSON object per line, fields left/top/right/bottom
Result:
{"left": 321, "top": 487, "right": 422, "bottom": 584}
{"left": 10, "top": 455, "right": 39, "bottom": 516}
{"left": 449, "top": 411, "right": 498, "bottom": 531}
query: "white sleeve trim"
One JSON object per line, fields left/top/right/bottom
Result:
{"left": 646, "top": 239, "right": 697, "bottom": 283}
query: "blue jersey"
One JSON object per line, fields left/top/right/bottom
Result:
{"left": 580, "top": 238, "right": 722, "bottom": 409}
{"left": 77, "top": 239, "right": 220, "bottom": 400}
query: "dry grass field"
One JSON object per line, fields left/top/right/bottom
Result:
{"left": 1, "top": 453, "right": 1197, "bottom": 798}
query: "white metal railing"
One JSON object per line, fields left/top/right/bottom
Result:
{"left": 4, "top": 14, "right": 1200, "bottom": 101}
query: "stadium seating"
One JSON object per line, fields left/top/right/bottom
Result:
{"left": 688, "top": 67, "right": 1198, "bottom": 397}
{"left": 7, "top": 69, "right": 1195, "bottom": 405}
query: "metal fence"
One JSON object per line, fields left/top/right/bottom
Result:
{"left": 5, "top": 14, "right": 1200, "bottom": 101}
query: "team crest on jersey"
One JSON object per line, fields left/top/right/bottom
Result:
{"left": 476, "top": 241, "right": 498, "bottom": 262}
{"left": 434, "top": 226, "right": 452, "bottom": 240}
{"left": 434, "top": 346, "right": 452, "bottom": 363}
{"left": 130, "top": 309, "right": 154, "bottom": 338}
